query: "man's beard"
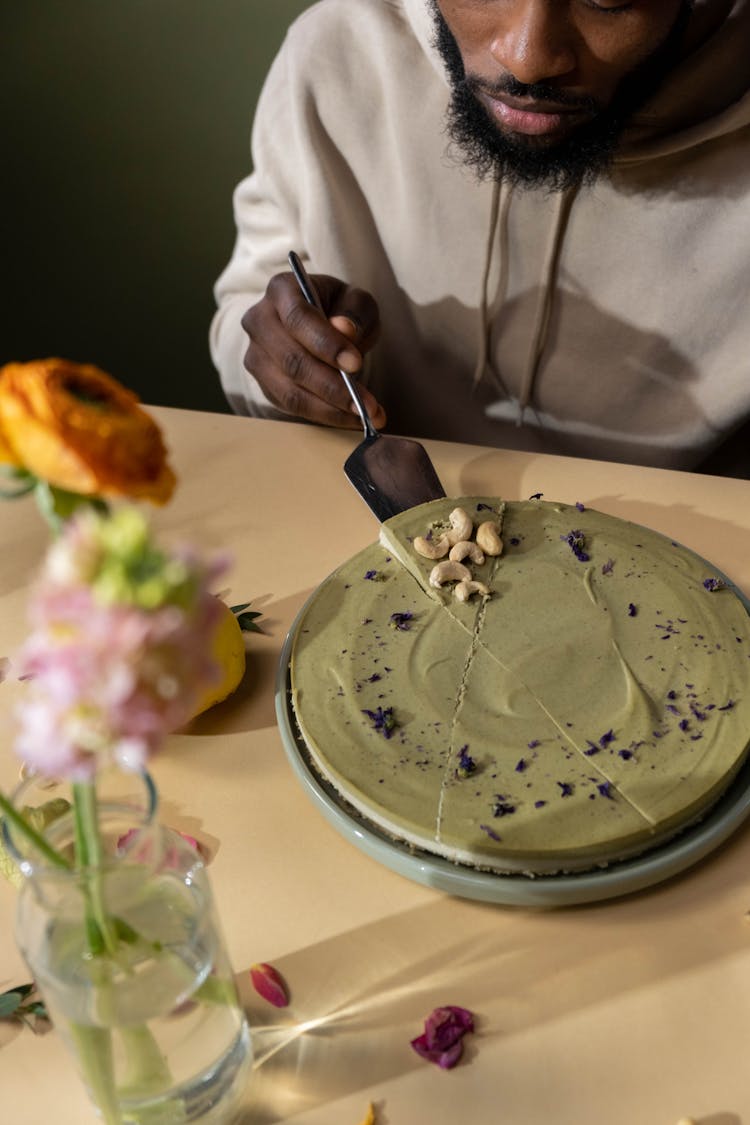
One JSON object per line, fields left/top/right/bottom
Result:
{"left": 430, "top": 1, "right": 694, "bottom": 191}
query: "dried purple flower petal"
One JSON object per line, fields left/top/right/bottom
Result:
{"left": 493, "top": 797, "right": 516, "bottom": 817}
{"left": 529, "top": 492, "right": 543, "bottom": 500}
{"left": 411, "top": 1005, "right": 474, "bottom": 1069}
{"left": 557, "top": 781, "right": 573, "bottom": 797}
{"left": 424, "top": 1005, "right": 474, "bottom": 1047}
{"left": 703, "top": 577, "right": 726, "bottom": 592}
{"left": 411, "top": 1034, "right": 464, "bottom": 1070}
{"left": 628, "top": 603, "right": 637, "bottom": 617}
{"left": 479, "top": 824, "right": 501, "bottom": 841}
{"left": 561, "top": 529, "right": 590, "bottom": 562}
{"left": 389, "top": 611, "right": 414, "bottom": 631}
{"left": 362, "top": 706, "right": 397, "bottom": 738}
{"left": 597, "top": 782, "right": 613, "bottom": 799}
{"left": 364, "top": 570, "right": 378, "bottom": 580}
{"left": 457, "top": 745, "right": 476, "bottom": 778}
{"left": 515, "top": 758, "right": 527, "bottom": 773}
{"left": 602, "top": 558, "right": 615, "bottom": 575}
{"left": 575, "top": 501, "right": 585, "bottom": 512}
{"left": 599, "top": 729, "right": 615, "bottom": 748}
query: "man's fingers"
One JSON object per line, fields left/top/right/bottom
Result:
{"left": 244, "top": 341, "right": 363, "bottom": 429}
{"left": 241, "top": 269, "right": 386, "bottom": 429}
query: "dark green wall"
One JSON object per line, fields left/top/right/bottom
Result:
{"left": 4, "top": 1, "right": 311, "bottom": 413}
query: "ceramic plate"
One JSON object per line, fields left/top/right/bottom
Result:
{"left": 276, "top": 633, "right": 750, "bottom": 909}
{"left": 275, "top": 543, "right": 750, "bottom": 907}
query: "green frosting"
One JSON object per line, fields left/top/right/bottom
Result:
{"left": 290, "top": 499, "right": 750, "bottom": 874}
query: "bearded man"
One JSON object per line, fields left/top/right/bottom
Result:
{"left": 211, "top": 0, "right": 750, "bottom": 475}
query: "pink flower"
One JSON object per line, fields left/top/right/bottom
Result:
{"left": 12, "top": 507, "right": 226, "bottom": 780}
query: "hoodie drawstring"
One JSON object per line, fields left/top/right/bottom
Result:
{"left": 517, "top": 185, "right": 576, "bottom": 419}
{"left": 474, "top": 180, "right": 577, "bottom": 423}
{"left": 472, "top": 177, "right": 508, "bottom": 388}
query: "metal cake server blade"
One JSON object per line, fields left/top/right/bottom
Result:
{"left": 288, "top": 252, "right": 445, "bottom": 520}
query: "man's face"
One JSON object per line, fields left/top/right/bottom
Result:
{"left": 431, "top": 0, "right": 693, "bottom": 190}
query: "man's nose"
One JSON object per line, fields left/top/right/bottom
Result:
{"left": 489, "top": 2, "right": 577, "bottom": 86}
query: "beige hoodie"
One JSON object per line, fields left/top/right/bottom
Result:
{"left": 211, "top": 0, "right": 750, "bottom": 471}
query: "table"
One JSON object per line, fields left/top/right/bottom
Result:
{"left": 2, "top": 406, "right": 750, "bottom": 1125}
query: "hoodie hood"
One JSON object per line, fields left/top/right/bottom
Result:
{"left": 401, "top": 0, "right": 750, "bottom": 429}
{"left": 402, "top": 0, "right": 750, "bottom": 160}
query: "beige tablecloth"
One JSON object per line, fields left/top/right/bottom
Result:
{"left": 2, "top": 407, "right": 750, "bottom": 1125}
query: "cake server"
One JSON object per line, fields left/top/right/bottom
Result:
{"left": 288, "top": 251, "right": 446, "bottom": 521}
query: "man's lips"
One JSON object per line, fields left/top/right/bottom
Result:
{"left": 478, "top": 91, "right": 593, "bottom": 137}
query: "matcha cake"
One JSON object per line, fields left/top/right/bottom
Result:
{"left": 288, "top": 498, "right": 750, "bottom": 875}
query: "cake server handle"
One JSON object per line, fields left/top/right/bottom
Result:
{"left": 287, "top": 251, "right": 376, "bottom": 439}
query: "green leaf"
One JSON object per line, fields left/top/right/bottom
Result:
{"left": 34, "top": 481, "right": 109, "bottom": 533}
{"left": 0, "top": 465, "right": 37, "bottom": 498}
{"left": 0, "top": 464, "right": 32, "bottom": 480}
{"left": 235, "top": 609, "right": 263, "bottom": 634}
{"left": 24, "top": 1000, "right": 49, "bottom": 1019}
{"left": 0, "top": 482, "right": 37, "bottom": 499}
{"left": 0, "top": 991, "right": 23, "bottom": 1018}
{"left": 0, "top": 795, "right": 72, "bottom": 884}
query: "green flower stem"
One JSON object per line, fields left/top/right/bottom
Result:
{"left": 118, "top": 1026, "right": 172, "bottom": 1098}
{"left": 72, "top": 783, "right": 120, "bottom": 958}
{"left": 70, "top": 1022, "right": 122, "bottom": 1125}
{"left": 0, "top": 792, "right": 72, "bottom": 871}
{"left": 193, "top": 975, "right": 238, "bottom": 1007}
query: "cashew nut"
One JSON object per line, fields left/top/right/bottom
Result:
{"left": 449, "top": 540, "right": 485, "bottom": 565}
{"left": 476, "top": 521, "right": 503, "bottom": 556}
{"left": 429, "top": 560, "right": 472, "bottom": 588}
{"left": 454, "top": 579, "right": 491, "bottom": 603}
{"left": 446, "top": 507, "right": 474, "bottom": 545}
{"left": 413, "top": 533, "right": 450, "bottom": 559}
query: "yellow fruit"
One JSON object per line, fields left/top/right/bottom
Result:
{"left": 191, "top": 600, "right": 246, "bottom": 716}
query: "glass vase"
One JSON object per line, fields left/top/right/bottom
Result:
{"left": 3, "top": 770, "right": 252, "bottom": 1124}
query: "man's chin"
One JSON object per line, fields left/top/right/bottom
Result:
{"left": 447, "top": 109, "right": 620, "bottom": 190}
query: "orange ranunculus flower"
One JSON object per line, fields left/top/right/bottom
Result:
{"left": 0, "top": 419, "right": 22, "bottom": 466}
{"left": 0, "top": 358, "right": 176, "bottom": 503}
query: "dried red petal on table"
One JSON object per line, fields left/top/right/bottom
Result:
{"left": 250, "top": 962, "right": 290, "bottom": 1008}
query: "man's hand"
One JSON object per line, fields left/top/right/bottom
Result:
{"left": 241, "top": 271, "right": 385, "bottom": 429}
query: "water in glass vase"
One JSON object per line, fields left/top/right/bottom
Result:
{"left": 16, "top": 826, "right": 252, "bottom": 1124}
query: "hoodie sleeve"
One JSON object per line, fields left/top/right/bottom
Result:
{"left": 209, "top": 32, "right": 305, "bottom": 418}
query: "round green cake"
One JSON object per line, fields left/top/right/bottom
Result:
{"left": 288, "top": 498, "right": 750, "bottom": 875}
